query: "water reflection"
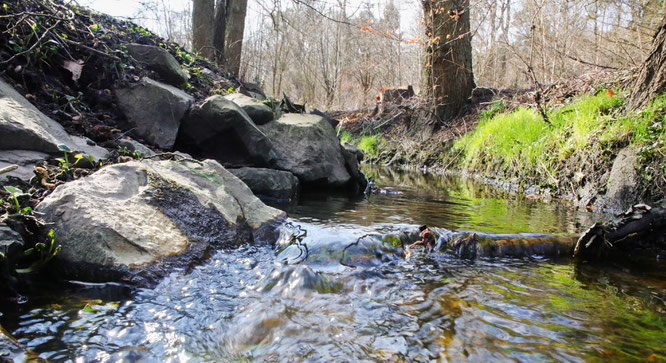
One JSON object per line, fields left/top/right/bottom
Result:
{"left": 288, "top": 166, "right": 595, "bottom": 235}
{"left": 1, "top": 167, "right": 664, "bottom": 362}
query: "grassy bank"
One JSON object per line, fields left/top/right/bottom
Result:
{"left": 453, "top": 91, "right": 665, "bottom": 200}
{"left": 342, "top": 90, "right": 666, "bottom": 208}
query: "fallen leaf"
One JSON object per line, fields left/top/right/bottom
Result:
{"left": 63, "top": 59, "right": 84, "bottom": 81}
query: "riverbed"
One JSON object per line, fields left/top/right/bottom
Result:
{"left": 1, "top": 167, "right": 665, "bottom": 361}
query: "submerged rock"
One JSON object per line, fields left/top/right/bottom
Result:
{"left": 442, "top": 232, "right": 577, "bottom": 259}
{"left": 177, "top": 95, "right": 276, "bottom": 167}
{"left": 127, "top": 43, "right": 188, "bottom": 87}
{"left": 229, "top": 167, "right": 299, "bottom": 201}
{"left": 259, "top": 114, "right": 352, "bottom": 188}
{"left": 115, "top": 77, "right": 194, "bottom": 149}
{"left": 36, "top": 159, "right": 285, "bottom": 285}
{"left": 224, "top": 93, "right": 274, "bottom": 125}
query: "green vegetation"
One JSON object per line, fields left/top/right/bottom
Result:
{"left": 3, "top": 186, "right": 31, "bottom": 215}
{"left": 339, "top": 130, "right": 353, "bottom": 143}
{"left": 16, "top": 229, "right": 61, "bottom": 274}
{"left": 357, "top": 135, "right": 384, "bottom": 157}
{"left": 56, "top": 144, "right": 85, "bottom": 173}
{"left": 454, "top": 91, "right": 665, "bottom": 188}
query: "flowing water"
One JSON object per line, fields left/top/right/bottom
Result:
{"left": 2, "top": 167, "right": 665, "bottom": 362}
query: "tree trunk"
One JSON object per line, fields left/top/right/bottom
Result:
{"left": 212, "top": 0, "right": 227, "bottom": 65}
{"left": 192, "top": 0, "right": 214, "bottom": 59}
{"left": 422, "top": 0, "right": 475, "bottom": 122}
{"left": 224, "top": 0, "right": 247, "bottom": 76}
{"left": 628, "top": 15, "right": 666, "bottom": 110}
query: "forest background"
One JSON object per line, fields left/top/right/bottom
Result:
{"left": 79, "top": 0, "right": 665, "bottom": 111}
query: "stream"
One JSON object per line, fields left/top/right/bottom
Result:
{"left": 1, "top": 166, "right": 665, "bottom": 362}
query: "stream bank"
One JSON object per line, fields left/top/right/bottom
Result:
{"left": 340, "top": 74, "right": 665, "bottom": 215}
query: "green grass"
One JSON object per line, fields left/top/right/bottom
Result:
{"left": 454, "top": 90, "right": 666, "bottom": 184}
{"left": 357, "top": 135, "right": 384, "bottom": 157}
{"left": 339, "top": 131, "right": 353, "bottom": 143}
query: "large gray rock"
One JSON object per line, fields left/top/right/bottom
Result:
{"left": 259, "top": 114, "right": 351, "bottom": 187}
{"left": 127, "top": 43, "right": 188, "bottom": 86}
{"left": 35, "top": 159, "right": 285, "bottom": 284}
{"left": 597, "top": 147, "right": 640, "bottom": 212}
{"left": 117, "top": 139, "right": 156, "bottom": 158}
{"left": 177, "top": 95, "right": 276, "bottom": 167}
{"left": 0, "top": 79, "right": 107, "bottom": 159}
{"left": 0, "top": 150, "right": 49, "bottom": 180}
{"left": 340, "top": 141, "right": 367, "bottom": 194}
{"left": 224, "top": 93, "right": 274, "bottom": 125}
{"left": 229, "top": 167, "right": 299, "bottom": 201}
{"left": 115, "top": 77, "right": 194, "bottom": 149}
{"left": 0, "top": 223, "right": 24, "bottom": 261}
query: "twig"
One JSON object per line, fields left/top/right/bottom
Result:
{"left": 0, "top": 165, "right": 18, "bottom": 174}
{"left": 57, "top": 35, "right": 121, "bottom": 61}
{"left": 1, "top": 20, "right": 60, "bottom": 64}
{"left": 374, "top": 111, "right": 404, "bottom": 130}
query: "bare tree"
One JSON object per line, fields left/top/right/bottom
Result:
{"left": 422, "top": 0, "right": 475, "bottom": 122}
{"left": 224, "top": 0, "right": 248, "bottom": 75}
{"left": 192, "top": 0, "right": 214, "bottom": 57}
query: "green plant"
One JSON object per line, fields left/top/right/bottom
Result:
{"left": 56, "top": 144, "right": 84, "bottom": 173}
{"left": 479, "top": 99, "right": 505, "bottom": 121}
{"left": 3, "top": 186, "right": 31, "bottom": 214}
{"left": 16, "top": 229, "right": 61, "bottom": 274}
{"left": 358, "top": 135, "right": 383, "bottom": 157}
{"left": 340, "top": 131, "right": 353, "bottom": 143}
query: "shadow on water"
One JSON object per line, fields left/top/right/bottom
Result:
{"left": 1, "top": 166, "right": 665, "bottom": 361}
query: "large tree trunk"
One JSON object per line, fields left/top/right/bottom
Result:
{"left": 628, "top": 15, "right": 666, "bottom": 110}
{"left": 212, "top": 0, "right": 228, "bottom": 65}
{"left": 192, "top": 0, "right": 214, "bottom": 59}
{"left": 224, "top": 0, "right": 247, "bottom": 76}
{"left": 421, "top": 0, "right": 475, "bottom": 122}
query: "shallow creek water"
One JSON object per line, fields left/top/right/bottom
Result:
{"left": 2, "top": 167, "right": 665, "bottom": 362}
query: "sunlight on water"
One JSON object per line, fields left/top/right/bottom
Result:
{"left": 1, "top": 167, "right": 664, "bottom": 362}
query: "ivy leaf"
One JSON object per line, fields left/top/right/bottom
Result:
{"left": 57, "top": 144, "right": 72, "bottom": 152}
{"left": 4, "top": 186, "right": 22, "bottom": 195}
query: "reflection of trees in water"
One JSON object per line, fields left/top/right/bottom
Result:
{"left": 363, "top": 165, "right": 595, "bottom": 235}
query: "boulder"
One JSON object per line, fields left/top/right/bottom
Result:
{"left": 596, "top": 147, "right": 640, "bottom": 212}
{"left": 0, "top": 79, "right": 107, "bottom": 159}
{"left": 0, "top": 150, "right": 49, "bottom": 180}
{"left": 177, "top": 95, "right": 276, "bottom": 167}
{"left": 229, "top": 167, "right": 299, "bottom": 201}
{"left": 259, "top": 114, "right": 351, "bottom": 187}
{"left": 224, "top": 93, "right": 274, "bottom": 125}
{"left": 115, "top": 77, "right": 194, "bottom": 149}
{"left": 341, "top": 141, "right": 364, "bottom": 163}
{"left": 340, "top": 142, "right": 368, "bottom": 194}
{"left": 0, "top": 223, "right": 24, "bottom": 262}
{"left": 0, "top": 223, "right": 23, "bottom": 298}
{"left": 127, "top": 43, "right": 188, "bottom": 86}
{"left": 239, "top": 81, "right": 267, "bottom": 100}
{"left": 35, "top": 159, "right": 285, "bottom": 284}
{"left": 117, "top": 139, "right": 156, "bottom": 158}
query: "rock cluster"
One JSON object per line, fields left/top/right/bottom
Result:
{"left": 0, "top": 43, "right": 365, "bottom": 289}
